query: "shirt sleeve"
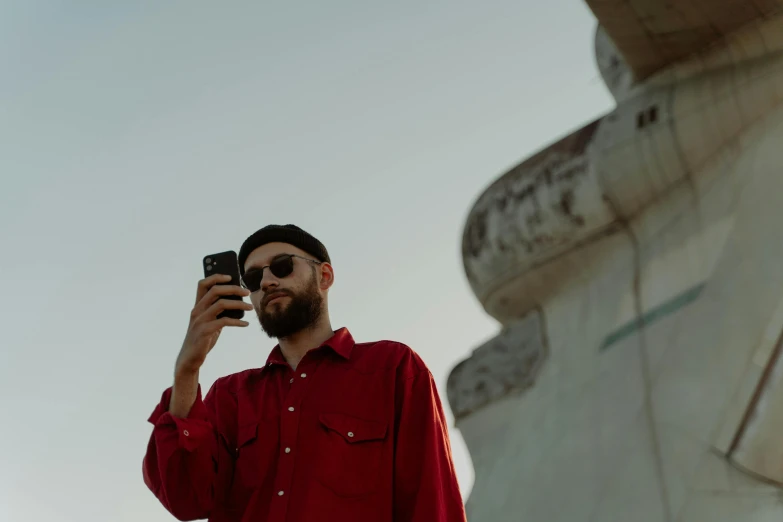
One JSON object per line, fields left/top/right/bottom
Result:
{"left": 393, "top": 368, "right": 467, "bottom": 522}
{"left": 142, "top": 382, "right": 225, "bottom": 521}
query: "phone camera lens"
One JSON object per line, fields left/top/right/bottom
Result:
{"left": 206, "top": 265, "right": 213, "bottom": 271}
{"left": 205, "top": 257, "right": 212, "bottom": 264}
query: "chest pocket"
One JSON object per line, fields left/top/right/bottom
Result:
{"left": 234, "top": 420, "right": 279, "bottom": 490}
{"left": 316, "top": 412, "right": 388, "bottom": 497}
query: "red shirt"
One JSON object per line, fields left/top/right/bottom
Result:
{"left": 142, "top": 328, "right": 466, "bottom": 522}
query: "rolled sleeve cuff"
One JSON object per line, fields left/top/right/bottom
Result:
{"left": 147, "top": 385, "right": 212, "bottom": 452}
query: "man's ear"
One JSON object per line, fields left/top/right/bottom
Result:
{"left": 319, "top": 262, "right": 335, "bottom": 291}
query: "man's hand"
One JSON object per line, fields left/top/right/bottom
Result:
{"left": 175, "top": 274, "right": 253, "bottom": 375}
{"left": 169, "top": 274, "right": 253, "bottom": 418}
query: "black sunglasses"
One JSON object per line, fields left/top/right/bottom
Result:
{"left": 241, "top": 254, "right": 321, "bottom": 292}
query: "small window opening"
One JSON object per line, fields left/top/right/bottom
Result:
{"left": 648, "top": 106, "right": 658, "bottom": 123}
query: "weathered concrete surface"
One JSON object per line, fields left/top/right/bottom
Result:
{"left": 461, "top": 119, "right": 617, "bottom": 322}
{"left": 453, "top": 8, "right": 783, "bottom": 522}
{"left": 464, "top": 12, "right": 783, "bottom": 324}
{"left": 594, "top": 25, "right": 633, "bottom": 102}
{"left": 585, "top": 0, "right": 783, "bottom": 81}
{"left": 447, "top": 311, "right": 547, "bottom": 420}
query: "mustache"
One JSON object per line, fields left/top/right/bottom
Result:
{"left": 262, "top": 290, "right": 292, "bottom": 306}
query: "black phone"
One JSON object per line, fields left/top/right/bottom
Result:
{"left": 203, "top": 250, "right": 245, "bottom": 320}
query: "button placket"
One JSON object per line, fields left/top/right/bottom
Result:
{"left": 269, "top": 356, "right": 323, "bottom": 520}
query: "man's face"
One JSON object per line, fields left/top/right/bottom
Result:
{"left": 243, "top": 242, "right": 326, "bottom": 339}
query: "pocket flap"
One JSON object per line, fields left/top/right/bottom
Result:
{"left": 238, "top": 422, "right": 258, "bottom": 447}
{"left": 319, "top": 413, "right": 387, "bottom": 443}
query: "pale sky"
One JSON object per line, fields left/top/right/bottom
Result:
{"left": 0, "top": 1, "right": 612, "bottom": 520}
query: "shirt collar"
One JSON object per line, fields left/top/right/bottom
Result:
{"left": 264, "top": 327, "right": 354, "bottom": 367}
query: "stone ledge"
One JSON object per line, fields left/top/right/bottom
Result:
{"left": 447, "top": 311, "right": 548, "bottom": 420}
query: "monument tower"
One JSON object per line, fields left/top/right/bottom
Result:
{"left": 449, "top": 2, "right": 783, "bottom": 520}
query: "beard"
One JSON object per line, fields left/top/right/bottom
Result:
{"left": 256, "top": 270, "right": 323, "bottom": 339}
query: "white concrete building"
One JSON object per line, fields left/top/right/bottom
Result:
{"left": 448, "top": 2, "right": 783, "bottom": 520}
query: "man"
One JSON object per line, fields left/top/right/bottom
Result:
{"left": 142, "top": 224, "right": 467, "bottom": 522}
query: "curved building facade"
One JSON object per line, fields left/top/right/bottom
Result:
{"left": 449, "top": 6, "right": 783, "bottom": 521}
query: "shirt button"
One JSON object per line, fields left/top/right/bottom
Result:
{"left": 300, "top": 373, "right": 307, "bottom": 378}
{"left": 278, "top": 491, "right": 285, "bottom": 496}
{"left": 347, "top": 431, "right": 354, "bottom": 438}
{"left": 288, "top": 406, "right": 295, "bottom": 412}
{"left": 289, "top": 378, "right": 294, "bottom": 383}
{"left": 285, "top": 447, "right": 291, "bottom": 454}
{"left": 183, "top": 430, "right": 190, "bottom": 437}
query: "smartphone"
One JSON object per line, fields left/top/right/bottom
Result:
{"left": 202, "top": 250, "right": 245, "bottom": 320}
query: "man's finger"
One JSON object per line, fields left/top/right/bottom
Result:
{"left": 195, "top": 274, "right": 232, "bottom": 304}
{"left": 198, "top": 298, "right": 254, "bottom": 323}
{"left": 194, "top": 285, "right": 251, "bottom": 315}
{"left": 205, "top": 317, "right": 250, "bottom": 332}
{"left": 205, "top": 284, "right": 250, "bottom": 300}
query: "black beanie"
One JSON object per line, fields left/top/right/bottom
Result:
{"left": 238, "top": 224, "right": 330, "bottom": 275}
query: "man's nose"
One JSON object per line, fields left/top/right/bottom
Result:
{"left": 260, "top": 271, "right": 279, "bottom": 293}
